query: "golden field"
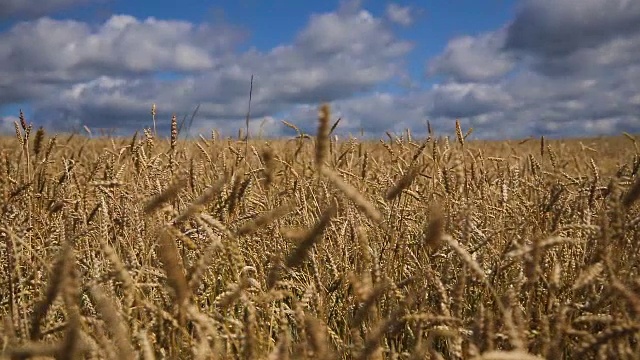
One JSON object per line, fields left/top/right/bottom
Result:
{"left": 1, "top": 106, "right": 640, "bottom": 359}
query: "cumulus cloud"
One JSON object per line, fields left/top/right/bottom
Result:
{"left": 430, "top": 62, "right": 640, "bottom": 138}
{"left": 295, "top": 8, "right": 411, "bottom": 60}
{"left": 505, "top": 0, "right": 640, "bottom": 58}
{"left": 429, "top": 82, "right": 513, "bottom": 119}
{"left": 0, "top": 5, "right": 411, "bottom": 134}
{"left": 517, "top": 29, "right": 640, "bottom": 77}
{"left": 0, "top": 15, "right": 239, "bottom": 73}
{"left": 302, "top": 91, "right": 430, "bottom": 136}
{"left": 501, "top": 0, "right": 640, "bottom": 78}
{"left": 420, "top": 0, "right": 640, "bottom": 138}
{"left": 385, "top": 3, "right": 414, "bottom": 26}
{"left": 0, "top": 15, "right": 245, "bottom": 106}
{"left": 428, "top": 29, "right": 515, "bottom": 82}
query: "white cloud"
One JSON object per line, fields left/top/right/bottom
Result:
{"left": 296, "top": 9, "right": 411, "bottom": 58}
{"left": 429, "top": 82, "right": 513, "bottom": 118}
{"left": 419, "top": 0, "right": 640, "bottom": 138}
{"left": 385, "top": 3, "right": 414, "bottom": 26}
{"left": 0, "top": 15, "right": 237, "bottom": 74}
{"left": 0, "top": 15, "right": 245, "bottom": 106}
{"left": 329, "top": 91, "right": 430, "bottom": 135}
{"left": 1, "top": 5, "right": 412, "bottom": 134}
{"left": 428, "top": 29, "right": 515, "bottom": 82}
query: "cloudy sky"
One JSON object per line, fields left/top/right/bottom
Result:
{"left": 1, "top": 0, "right": 639, "bottom": 139}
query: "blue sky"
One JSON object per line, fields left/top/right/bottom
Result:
{"left": 1, "top": 0, "right": 639, "bottom": 139}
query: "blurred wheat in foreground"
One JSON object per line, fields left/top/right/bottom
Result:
{"left": 1, "top": 105, "right": 640, "bottom": 360}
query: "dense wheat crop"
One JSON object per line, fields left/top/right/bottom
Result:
{"left": 1, "top": 106, "right": 640, "bottom": 359}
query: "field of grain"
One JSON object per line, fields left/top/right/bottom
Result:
{"left": 1, "top": 105, "right": 639, "bottom": 359}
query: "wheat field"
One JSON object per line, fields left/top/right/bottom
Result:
{"left": 1, "top": 105, "right": 640, "bottom": 359}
